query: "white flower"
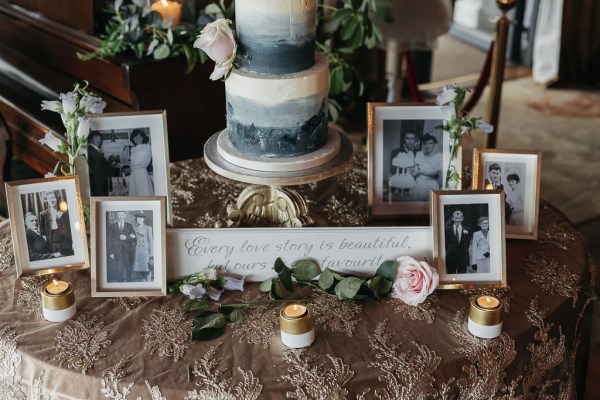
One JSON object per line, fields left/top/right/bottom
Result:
{"left": 181, "top": 283, "right": 206, "bottom": 300}
{"left": 477, "top": 120, "right": 494, "bottom": 133}
{"left": 440, "top": 103, "right": 456, "bottom": 121}
{"left": 59, "top": 92, "right": 77, "bottom": 115}
{"left": 209, "top": 61, "right": 233, "bottom": 80}
{"left": 81, "top": 95, "right": 107, "bottom": 114}
{"left": 39, "top": 131, "right": 64, "bottom": 152}
{"left": 75, "top": 117, "right": 91, "bottom": 139}
{"left": 194, "top": 18, "right": 237, "bottom": 80}
{"left": 436, "top": 84, "right": 457, "bottom": 106}
{"left": 224, "top": 274, "right": 245, "bottom": 292}
{"left": 194, "top": 19, "right": 236, "bottom": 63}
{"left": 392, "top": 256, "right": 438, "bottom": 306}
{"left": 41, "top": 100, "right": 60, "bottom": 112}
{"left": 201, "top": 267, "right": 217, "bottom": 281}
{"left": 207, "top": 287, "right": 223, "bottom": 301}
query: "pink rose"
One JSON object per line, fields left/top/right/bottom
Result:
{"left": 392, "top": 256, "right": 439, "bottom": 306}
{"left": 194, "top": 19, "right": 236, "bottom": 63}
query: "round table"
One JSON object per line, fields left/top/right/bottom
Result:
{"left": 0, "top": 157, "right": 595, "bottom": 399}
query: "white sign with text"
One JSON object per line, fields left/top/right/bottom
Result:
{"left": 167, "top": 227, "right": 432, "bottom": 281}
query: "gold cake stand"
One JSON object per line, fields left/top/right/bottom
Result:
{"left": 204, "top": 127, "right": 353, "bottom": 227}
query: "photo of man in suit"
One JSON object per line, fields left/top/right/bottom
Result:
{"left": 484, "top": 163, "right": 504, "bottom": 190}
{"left": 107, "top": 211, "right": 137, "bottom": 282}
{"left": 24, "top": 212, "right": 61, "bottom": 261}
{"left": 444, "top": 209, "right": 471, "bottom": 274}
{"left": 39, "top": 191, "right": 73, "bottom": 256}
{"left": 88, "top": 131, "right": 112, "bottom": 196}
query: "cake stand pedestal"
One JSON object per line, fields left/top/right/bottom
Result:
{"left": 204, "top": 127, "right": 353, "bottom": 227}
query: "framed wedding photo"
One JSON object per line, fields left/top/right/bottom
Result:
{"left": 431, "top": 190, "right": 507, "bottom": 289}
{"left": 5, "top": 176, "right": 89, "bottom": 277}
{"left": 367, "top": 103, "right": 458, "bottom": 218}
{"left": 90, "top": 197, "right": 166, "bottom": 297}
{"left": 472, "top": 149, "right": 542, "bottom": 240}
{"left": 86, "top": 110, "right": 173, "bottom": 224}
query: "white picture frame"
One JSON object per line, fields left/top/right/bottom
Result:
{"left": 86, "top": 110, "right": 172, "bottom": 224}
{"left": 90, "top": 197, "right": 167, "bottom": 297}
{"left": 431, "top": 190, "right": 507, "bottom": 289}
{"left": 5, "top": 176, "right": 90, "bottom": 277}
{"left": 473, "top": 148, "right": 542, "bottom": 240}
{"left": 368, "top": 103, "right": 459, "bottom": 218}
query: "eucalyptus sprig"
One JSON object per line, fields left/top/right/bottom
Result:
{"left": 260, "top": 257, "right": 398, "bottom": 301}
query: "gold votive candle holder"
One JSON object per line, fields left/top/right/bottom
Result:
{"left": 280, "top": 303, "right": 315, "bottom": 348}
{"left": 467, "top": 295, "right": 503, "bottom": 339}
{"left": 41, "top": 280, "right": 76, "bottom": 323}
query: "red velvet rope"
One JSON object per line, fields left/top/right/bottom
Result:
{"left": 402, "top": 40, "right": 495, "bottom": 112}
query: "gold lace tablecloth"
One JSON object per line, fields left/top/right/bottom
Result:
{"left": 0, "top": 157, "right": 596, "bottom": 399}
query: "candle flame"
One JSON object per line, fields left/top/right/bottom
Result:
{"left": 160, "top": 0, "right": 168, "bottom": 5}
{"left": 59, "top": 200, "right": 68, "bottom": 212}
{"left": 53, "top": 279, "right": 59, "bottom": 288}
{"left": 292, "top": 304, "right": 298, "bottom": 311}
{"left": 486, "top": 297, "right": 491, "bottom": 304}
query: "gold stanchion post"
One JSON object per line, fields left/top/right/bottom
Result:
{"left": 485, "top": 0, "right": 517, "bottom": 148}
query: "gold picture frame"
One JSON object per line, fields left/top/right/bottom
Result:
{"left": 431, "top": 190, "right": 507, "bottom": 289}
{"left": 86, "top": 110, "right": 173, "bottom": 225}
{"left": 5, "top": 176, "right": 90, "bottom": 277}
{"left": 472, "top": 148, "right": 542, "bottom": 240}
{"left": 367, "top": 102, "right": 459, "bottom": 218}
{"left": 90, "top": 196, "right": 167, "bottom": 297}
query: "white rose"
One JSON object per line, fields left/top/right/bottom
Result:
{"left": 194, "top": 18, "right": 236, "bottom": 64}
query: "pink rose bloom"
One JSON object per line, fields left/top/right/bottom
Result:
{"left": 194, "top": 19, "right": 237, "bottom": 80}
{"left": 392, "top": 256, "right": 439, "bottom": 306}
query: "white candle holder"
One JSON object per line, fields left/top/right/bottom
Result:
{"left": 467, "top": 296, "right": 503, "bottom": 339}
{"left": 41, "top": 281, "right": 76, "bottom": 323}
{"left": 280, "top": 304, "right": 315, "bottom": 348}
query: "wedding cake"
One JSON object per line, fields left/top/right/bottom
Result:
{"left": 225, "top": 0, "right": 329, "bottom": 158}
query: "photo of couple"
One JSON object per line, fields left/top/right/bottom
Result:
{"left": 443, "top": 204, "right": 491, "bottom": 275}
{"left": 106, "top": 210, "right": 154, "bottom": 283}
{"left": 21, "top": 190, "right": 73, "bottom": 262}
{"left": 383, "top": 119, "right": 444, "bottom": 203}
{"left": 484, "top": 161, "right": 526, "bottom": 227}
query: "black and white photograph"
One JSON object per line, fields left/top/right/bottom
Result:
{"left": 473, "top": 149, "right": 542, "bottom": 240}
{"left": 385, "top": 119, "right": 443, "bottom": 202}
{"left": 368, "top": 103, "right": 455, "bottom": 217}
{"left": 432, "top": 190, "right": 507, "bottom": 289}
{"left": 87, "top": 111, "right": 173, "bottom": 224}
{"left": 91, "top": 197, "right": 166, "bottom": 297}
{"left": 6, "top": 176, "right": 89, "bottom": 277}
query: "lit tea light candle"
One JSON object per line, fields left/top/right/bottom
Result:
{"left": 280, "top": 304, "right": 315, "bottom": 348}
{"left": 41, "top": 280, "right": 76, "bottom": 323}
{"left": 468, "top": 295, "right": 503, "bottom": 339}
{"left": 47, "top": 279, "right": 69, "bottom": 295}
{"left": 151, "top": 0, "right": 182, "bottom": 27}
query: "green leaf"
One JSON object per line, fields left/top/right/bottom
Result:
{"left": 331, "top": 271, "right": 345, "bottom": 281}
{"left": 340, "top": 18, "right": 359, "bottom": 41}
{"left": 184, "top": 301, "right": 208, "bottom": 312}
{"left": 329, "top": 66, "right": 344, "bottom": 95}
{"left": 367, "top": 276, "right": 394, "bottom": 297}
{"left": 291, "top": 260, "right": 321, "bottom": 281}
{"left": 153, "top": 44, "right": 170, "bottom": 60}
{"left": 274, "top": 258, "right": 293, "bottom": 292}
{"left": 229, "top": 309, "right": 245, "bottom": 324}
{"left": 192, "top": 326, "right": 225, "bottom": 341}
{"left": 258, "top": 278, "right": 273, "bottom": 293}
{"left": 334, "top": 277, "right": 364, "bottom": 299}
{"left": 318, "top": 268, "right": 335, "bottom": 290}
{"left": 167, "top": 29, "right": 174, "bottom": 45}
{"left": 195, "top": 312, "right": 227, "bottom": 330}
{"left": 161, "top": 17, "right": 174, "bottom": 29}
{"left": 376, "top": 259, "right": 397, "bottom": 281}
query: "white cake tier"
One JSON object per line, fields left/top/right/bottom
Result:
{"left": 236, "top": 0, "right": 316, "bottom": 74}
{"left": 225, "top": 53, "right": 329, "bottom": 158}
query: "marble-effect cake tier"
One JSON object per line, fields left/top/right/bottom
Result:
{"left": 225, "top": 54, "right": 329, "bottom": 158}
{"left": 235, "top": 0, "right": 316, "bottom": 74}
